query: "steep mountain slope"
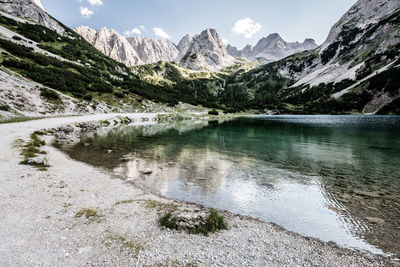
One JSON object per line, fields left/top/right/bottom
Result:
{"left": 225, "top": 0, "right": 400, "bottom": 114}
{"left": 0, "top": 3, "right": 212, "bottom": 120}
{"left": 0, "top": 0, "right": 64, "bottom": 34}
{"left": 227, "top": 33, "right": 317, "bottom": 63}
{"left": 180, "top": 28, "right": 235, "bottom": 71}
{"left": 127, "top": 36, "right": 179, "bottom": 64}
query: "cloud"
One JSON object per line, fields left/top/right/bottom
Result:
{"left": 123, "top": 28, "right": 142, "bottom": 36}
{"left": 232, "top": 18, "right": 262, "bottom": 39}
{"left": 88, "top": 0, "right": 103, "bottom": 6}
{"left": 222, "top": 38, "right": 228, "bottom": 45}
{"left": 153, "top": 27, "right": 171, "bottom": 39}
{"left": 139, "top": 25, "right": 145, "bottom": 30}
{"left": 80, "top": 6, "right": 94, "bottom": 18}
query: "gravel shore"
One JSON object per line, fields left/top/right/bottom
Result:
{"left": 0, "top": 114, "right": 398, "bottom": 266}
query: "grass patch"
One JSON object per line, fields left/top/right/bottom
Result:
{"left": 114, "top": 199, "right": 134, "bottom": 205}
{"left": 19, "top": 133, "right": 49, "bottom": 170}
{"left": 137, "top": 199, "right": 178, "bottom": 214}
{"left": 112, "top": 236, "right": 144, "bottom": 255}
{"left": 75, "top": 208, "right": 101, "bottom": 222}
{"left": 159, "top": 209, "right": 228, "bottom": 236}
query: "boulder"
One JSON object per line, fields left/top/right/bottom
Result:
{"left": 78, "top": 122, "right": 100, "bottom": 132}
{"left": 168, "top": 208, "right": 210, "bottom": 230}
{"left": 27, "top": 155, "right": 49, "bottom": 166}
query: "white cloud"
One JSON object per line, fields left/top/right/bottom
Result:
{"left": 123, "top": 28, "right": 142, "bottom": 36}
{"left": 33, "top": 0, "right": 44, "bottom": 9}
{"left": 88, "top": 0, "right": 103, "bottom": 6}
{"left": 80, "top": 6, "right": 94, "bottom": 18}
{"left": 139, "top": 25, "right": 145, "bottom": 30}
{"left": 232, "top": 18, "right": 262, "bottom": 39}
{"left": 153, "top": 27, "right": 171, "bottom": 39}
{"left": 222, "top": 38, "right": 228, "bottom": 45}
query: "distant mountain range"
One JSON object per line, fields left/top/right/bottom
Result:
{"left": 226, "top": 34, "right": 317, "bottom": 63}
{"left": 75, "top": 25, "right": 317, "bottom": 71}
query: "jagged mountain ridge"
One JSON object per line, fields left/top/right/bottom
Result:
{"left": 179, "top": 28, "right": 235, "bottom": 71}
{"left": 227, "top": 33, "right": 318, "bottom": 63}
{"left": 75, "top": 26, "right": 179, "bottom": 66}
{"left": 75, "top": 26, "right": 235, "bottom": 71}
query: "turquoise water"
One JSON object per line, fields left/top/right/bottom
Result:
{"left": 56, "top": 115, "right": 400, "bottom": 256}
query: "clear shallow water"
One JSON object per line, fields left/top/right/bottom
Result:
{"left": 56, "top": 115, "right": 400, "bottom": 256}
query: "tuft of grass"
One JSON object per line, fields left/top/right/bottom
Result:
{"left": 114, "top": 236, "right": 143, "bottom": 254}
{"left": 75, "top": 208, "right": 101, "bottom": 222}
{"left": 159, "top": 209, "right": 228, "bottom": 236}
{"left": 114, "top": 199, "right": 134, "bottom": 205}
{"left": 137, "top": 199, "right": 178, "bottom": 214}
{"left": 19, "top": 133, "right": 49, "bottom": 170}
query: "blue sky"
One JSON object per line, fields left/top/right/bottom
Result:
{"left": 40, "top": 0, "right": 357, "bottom": 48}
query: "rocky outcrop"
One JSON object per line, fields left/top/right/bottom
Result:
{"left": 227, "top": 33, "right": 318, "bottom": 63}
{"left": 75, "top": 26, "right": 143, "bottom": 66}
{"left": 0, "top": 0, "right": 64, "bottom": 34}
{"left": 180, "top": 28, "right": 235, "bottom": 71}
{"left": 177, "top": 34, "right": 193, "bottom": 59}
{"left": 75, "top": 26, "right": 179, "bottom": 66}
{"left": 127, "top": 36, "right": 179, "bottom": 64}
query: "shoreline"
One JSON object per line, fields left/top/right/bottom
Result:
{"left": 0, "top": 113, "right": 398, "bottom": 266}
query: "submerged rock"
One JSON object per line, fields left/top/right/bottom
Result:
{"left": 365, "top": 217, "right": 385, "bottom": 224}
{"left": 59, "top": 125, "right": 74, "bottom": 134}
{"left": 120, "top": 155, "right": 132, "bottom": 162}
{"left": 354, "top": 190, "right": 381, "bottom": 198}
{"left": 141, "top": 169, "right": 153, "bottom": 175}
{"left": 78, "top": 122, "right": 100, "bottom": 132}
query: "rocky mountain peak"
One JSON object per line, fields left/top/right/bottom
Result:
{"left": 180, "top": 28, "right": 234, "bottom": 71}
{"left": 177, "top": 34, "right": 193, "bottom": 59}
{"left": 227, "top": 34, "right": 318, "bottom": 63}
{"left": 0, "top": 0, "right": 64, "bottom": 34}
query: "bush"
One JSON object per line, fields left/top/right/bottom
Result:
{"left": 40, "top": 88, "right": 60, "bottom": 101}
{"left": 83, "top": 94, "right": 93, "bottom": 101}
{"left": 208, "top": 109, "right": 219, "bottom": 116}
{"left": 113, "top": 91, "right": 124, "bottom": 98}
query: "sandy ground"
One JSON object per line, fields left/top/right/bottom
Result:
{"left": 0, "top": 113, "right": 398, "bottom": 267}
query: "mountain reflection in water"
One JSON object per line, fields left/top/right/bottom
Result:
{"left": 55, "top": 115, "right": 400, "bottom": 257}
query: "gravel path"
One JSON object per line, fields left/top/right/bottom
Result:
{"left": 0, "top": 114, "right": 397, "bottom": 266}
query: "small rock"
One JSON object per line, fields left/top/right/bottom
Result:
{"left": 365, "top": 217, "right": 385, "bottom": 224}
{"left": 168, "top": 162, "right": 176, "bottom": 166}
{"left": 354, "top": 190, "right": 380, "bottom": 198}
{"left": 120, "top": 155, "right": 132, "bottom": 162}
{"left": 141, "top": 169, "right": 153, "bottom": 175}
{"left": 107, "top": 150, "right": 113, "bottom": 154}
{"left": 59, "top": 125, "right": 74, "bottom": 134}
{"left": 77, "top": 246, "right": 93, "bottom": 255}
{"left": 27, "top": 156, "right": 49, "bottom": 166}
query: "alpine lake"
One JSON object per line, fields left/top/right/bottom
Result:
{"left": 54, "top": 115, "right": 400, "bottom": 257}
